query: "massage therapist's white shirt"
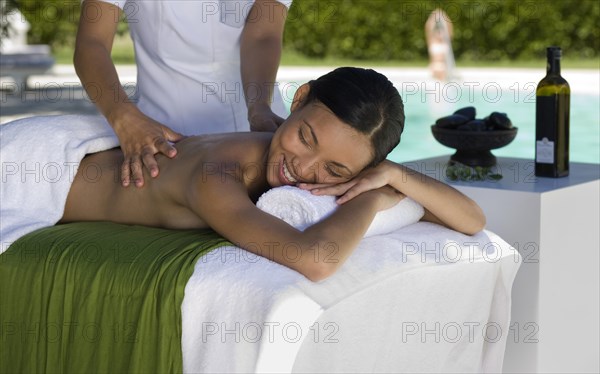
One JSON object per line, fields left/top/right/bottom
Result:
{"left": 95, "top": 0, "right": 292, "bottom": 135}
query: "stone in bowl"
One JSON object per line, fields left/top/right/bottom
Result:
{"left": 431, "top": 126, "right": 518, "bottom": 167}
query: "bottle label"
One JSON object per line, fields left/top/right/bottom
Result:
{"left": 536, "top": 137, "right": 554, "bottom": 164}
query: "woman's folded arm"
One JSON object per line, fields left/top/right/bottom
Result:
{"left": 385, "top": 162, "right": 486, "bottom": 235}
{"left": 186, "top": 171, "right": 394, "bottom": 281}
{"left": 300, "top": 160, "right": 486, "bottom": 236}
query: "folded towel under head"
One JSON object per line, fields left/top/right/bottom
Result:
{"left": 256, "top": 186, "right": 425, "bottom": 237}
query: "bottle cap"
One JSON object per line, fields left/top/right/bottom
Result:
{"left": 547, "top": 46, "right": 562, "bottom": 59}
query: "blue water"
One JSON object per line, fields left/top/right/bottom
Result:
{"left": 387, "top": 87, "right": 599, "bottom": 164}
{"left": 281, "top": 83, "right": 599, "bottom": 164}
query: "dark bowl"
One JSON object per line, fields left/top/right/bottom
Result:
{"left": 430, "top": 126, "right": 518, "bottom": 167}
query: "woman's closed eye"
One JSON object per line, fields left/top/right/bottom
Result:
{"left": 325, "top": 165, "right": 342, "bottom": 178}
{"left": 298, "top": 127, "right": 310, "bottom": 148}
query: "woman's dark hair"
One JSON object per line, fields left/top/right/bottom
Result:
{"left": 305, "top": 67, "right": 405, "bottom": 167}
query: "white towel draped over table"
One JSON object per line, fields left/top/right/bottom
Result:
{"left": 0, "top": 115, "right": 522, "bottom": 373}
{"left": 183, "top": 223, "right": 520, "bottom": 373}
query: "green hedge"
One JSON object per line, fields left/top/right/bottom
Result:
{"left": 3, "top": 0, "right": 599, "bottom": 61}
{"left": 3, "top": 1, "right": 79, "bottom": 47}
{"left": 1, "top": 0, "right": 126, "bottom": 48}
{"left": 283, "top": 0, "right": 599, "bottom": 60}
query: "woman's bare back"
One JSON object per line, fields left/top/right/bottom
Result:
{"left": 61, "top": 132, "right": 273, "bottom": 229}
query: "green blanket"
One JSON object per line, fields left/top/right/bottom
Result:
{"left": 0, "top": 222, "right": 231, "bottom": 374}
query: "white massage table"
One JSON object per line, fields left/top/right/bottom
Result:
{"left": 183, "top": 223, "right": 520, "bottom": 373}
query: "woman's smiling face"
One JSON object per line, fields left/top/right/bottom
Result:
{"left": 267, "top": 85, "right": 373, "bottom": 187}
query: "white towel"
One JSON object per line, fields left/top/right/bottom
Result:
{"left": 256, "top": 185, "right": 425, "bottom": 237}
{"left": 182, "top": 224, "right": 522, "bottom": 373}
{"left": 0, "top": 115, "right": 119, "bottom": 251}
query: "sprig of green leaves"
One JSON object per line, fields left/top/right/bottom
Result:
{"left": 446, "top": 163, "right": 503, "bottom": 181}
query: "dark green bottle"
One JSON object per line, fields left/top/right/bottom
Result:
{"left": 535, "top": 46, "right": 570, "bottom": 177}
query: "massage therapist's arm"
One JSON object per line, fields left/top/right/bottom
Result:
{"left": 240, "top": 0, "right": 288, "bottom": 132}
{"left": 74, "top": 0, "right": 183, "bottom": 188}
{"left": 187, "top": 172, "right": 399, "bottom": 282}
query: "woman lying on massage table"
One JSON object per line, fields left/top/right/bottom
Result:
{"left": 60, "top": 67, "right": 485, "bottom": 281}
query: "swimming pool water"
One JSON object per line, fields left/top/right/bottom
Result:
{"left": 387, "top": 86, "right": 600, "bottom": 165}
{"left": 279, "top": 69, "right": 599, "bottom": 166}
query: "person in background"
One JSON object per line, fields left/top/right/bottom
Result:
{"left": 425, "top": 8, "right": 455, "bottom": 81}
{"left": 74, "top": 0, "right": 291, "bottom": 187}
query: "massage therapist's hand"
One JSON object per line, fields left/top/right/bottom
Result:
{"left": 298, "top": 160, "right": 396, "bottom": 204}
{"left": 248, "top": 102, "right": 285, "bottom": 132}
{"left": 111, "top": 108, "right": 184, "bottom": 187}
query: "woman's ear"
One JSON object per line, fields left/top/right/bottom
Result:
{"left": 290, "top": 83, "right": 310, "bottom": 112}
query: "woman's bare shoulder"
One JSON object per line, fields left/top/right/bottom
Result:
{"left": 175, "top": 132, "right": 272, "bottom": 162}
{"left": 171, "top": 132, "right": 272, "bottom": 196}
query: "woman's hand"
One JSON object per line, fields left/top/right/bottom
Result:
{"left": 111, "top": 109, "right": 184, "bottom": 188}
{"left": 248, "top": 102, "right": 285, "bottom": 132}
{"left": 299, "top": 160, "right": 397, "bottom": 204}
